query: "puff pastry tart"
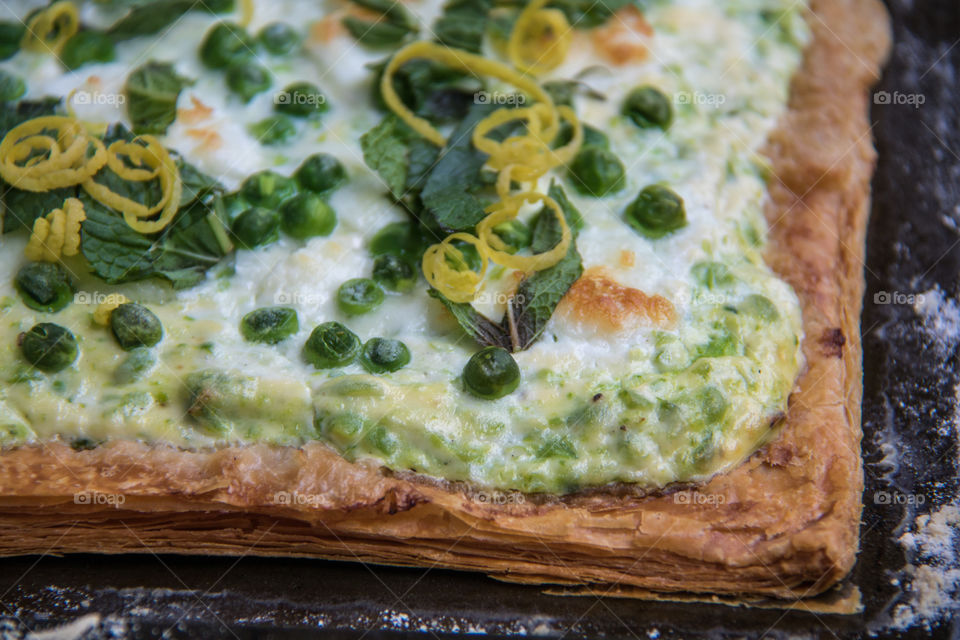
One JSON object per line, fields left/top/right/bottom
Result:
{"left": 0, "top": 0, "right": 889, "bottom": 600}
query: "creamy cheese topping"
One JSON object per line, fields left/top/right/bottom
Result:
{"left": 0, "top": 0, "right": 808, "bottom": 493}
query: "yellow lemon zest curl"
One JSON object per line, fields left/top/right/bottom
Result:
{"left": 25, "top": 197, "right": 86, "bottom": 262}
{"left": 81, "top": 135, "right": 183, "bottom": 234}
{"left": 239, "top": 0, "right": 255, "bottom": 27}
{"left": 0, "top": 116, "right": 107, "bottom": 192}
{"left": 22, "top": 1, "right": 79, "bottom": 54}
{"left": 422, "top": 233, "right": 490, "bottom": 304}
{"left": 381, "top": 40, "right": 581, "bottom": 303}
{"left": 0, "top": 116, "right": 184, "bottom": 237}
{"left": 507, "top": 0, "right": 572, "bottom": 75}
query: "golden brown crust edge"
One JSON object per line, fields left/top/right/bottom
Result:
{"left": 0, "top": 0, "right": 891, "bottom": 600}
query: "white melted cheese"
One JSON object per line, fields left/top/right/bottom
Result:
{"left": 0, "top": 0, "right": 809, "bottom": 493}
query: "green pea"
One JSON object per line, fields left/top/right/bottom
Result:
{"left": 691, "top": 261, "right": 734, "bottom": 289}
{"left": 317, "top": 412, "right": 365, "bottom": 447}
{"left": 248, "top": 114, "right": 296, "bottom": 146}
{"left": 337, "top": 278, "right": 384, "bottom": 315}
{"left": 240, "top": 306, "right": 299, "bottom": 344}
{"left": 110, "top": 303, "right": 163, "bottom": 350}
{"left": 14, "top": 262, "right": 74, "bottom": 313}
{"left": 0, "top": 69, "right": 25, "bottom": 101}
{"left": 372, "top": 254, "right": 416, "bottom": 293}
{"left": 698, "top": 386, "right": 728, "bottom": 425}
{"left": 113, "top": 347, "right": 156, "bottom": 385}
{"left": 462, "top": 346, "right": 521, "bottom": 400}
{"left": 60, "top": 31, "right": 115, "bottom": 70}
{"left": 232, "top": 207, "right": 280, "bottom": 249}
{"left": 554, "top": 121, "right": 609, "bottom": 150}
{"left": 275, "top": 81, "right": 328, "bottom": 117}
{"left": 360, "top": 337, "right": 410, "bottom": 373}
{"left": 257, "top": 22, "right": 300, "bottom": 55}
{"left": 622, "top": 86, "right": 672, "bottom": 130}
{"left": 226, "top": 61, "right": 272, "bottom": 102}
{"left": 0, "top": 22, "right": 25, "bottom": 61}
{"left": 491, "top": 219, "right": 531, "bottom": 254}
{"left": 369, "top": 221, "right": 421, "bottom": 257}
{"left": 303, "top": 321, "right": 361, "bottom": 368}
{"left": 239, "top": 170, "right": 297, "bottom": 209}
{"left": 220, "top": 192, "right": 248, "bottom": 222}
{"left": 295, "top": 153, "right": 347, "bottom": 194}
{"left": 19, "top": 323, "right": 78, "bottom": 373}
{"left": 624, "top": 184, "right": 687, "bottom": 239}
{"left": 739, "top": 294, "right": 779, "bottom": 322}
{"left": 280, "top": 193, "right": 336, "bottom": 238}
{"left": 199, "top": 22, "right": 254, "bottom": 69}
{"left": 568, "top": 147, "right": 625, "bottom": 197}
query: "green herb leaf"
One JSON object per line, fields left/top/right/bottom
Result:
{"left": 343, "top": 0, "right": 418, "bottom": 47}
{"left": 428, "top": 289, "right": 512, "bottom": 350}
{"left": 125, "top": 61, "right": 192, "bottom": 135}
{"left": 510, "top": 243, "right": 583, "bottom": 350}
{"left": 360, "top": 115, "right": 412, "bottom": 199}
{"left": 433, "top": 0, "right": 493, "bottom": 53}
{"left": 530, "top": 180, "right": 584, "bottom": 252}
{"left": 549, "top": 0, "right": 635, "bottom": 28}
{"left": 107, "top": 0, "right": 234, "bottom": 42}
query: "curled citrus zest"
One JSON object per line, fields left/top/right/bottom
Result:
{"left": 22, "top": 1, "right": 79, "bottom": 54}
{"left": 81, "top": 135, "right": 183, "bottom": 234}
{"left": 381, "top": 40, "right": 554, "bottom": 146}
{"left": 0, "top": 116, "right": 107, "bottom": 192}
{"left": 93, "top": 294, "right": 129, "bottom": 325}
{"left": 476, "top": 192, "right": 571, "bottom": 271}
{"left": 239, "top": 0, "right": 255, "bottom": 27}
{"left": 381, "top": 41, "right": 583, "bottom": 303}
{"left": 508, "top": 0, "right": 572, "bottom": 75}
{"left": 422, "top": 232, "right": 490, "bottom": 304}
{"left": 24, "top": 197, "right": 86, "bottom": 262}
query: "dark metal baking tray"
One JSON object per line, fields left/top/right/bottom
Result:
{"left": 2, "top": 0, "right": 959, "bottom": 637}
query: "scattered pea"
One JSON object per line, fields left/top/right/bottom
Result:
{"left": 232, "top": 207, "right": 280, "bottom": 248}
{"left": 360, "top": 337, "right": 411, "bottom": 373}
{"left": 240, "top": 306, "right": 299, "bottom": 344}
{"left": 110, "top": 303, "right": 163, "bottom": 350}
{"left": 372, "top": 254, "right": 416, "bottom": 292}
{"left": 303, "top": 321, "right": 361, "bottom": 368}
{"left": 0, "top": 69, "right": 25, "bottom": 101}
{"left": 257, "top": 22, "right": 300, "bottom": 55}
{"left": 20, "top": 323, "right": 78, "bottom": 372}
{"left": 14, "top": 262, "right": 74, "bottom": 313}
{"left": 280, "top": 193, "right": 336, "bottom": 239}
{"left": 248, "top": 114, "right": 296, "bottom": 145}
{"left": 240, "top": 170, "right": 297, "bottom": 209}
{"left": 337, "top": 278, "right": 384, "bottom": 315}
{"left": 622, "top": 85, "right": 672, "bottom": 130}
{"left": 226, "top": 60, "right": 272, "bottom": 102}
{"left": 462, "top": 346, "right": 520, "bottom": 400}
{"left": 275, "top": 81, "right": 328, "bottom": 117}
{"left": 295, "top": 153, "right": 347, "bottom": 194}
{"left": 624, "top": 184, "right": 687, "bottom": 239}
{"left": 568, "top": 147, "right": 625, "bottom": 197}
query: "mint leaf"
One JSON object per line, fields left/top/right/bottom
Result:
{"left": 530, "top": 180, "right": 583, "bottom": 252}
{"left": 510, "top": 244, "right": 583, "bottom": 350}
{"left": 81, "top": 194, "right": 232, "bottom": 289}
{"left": 433, "top": 0, "right": 493, "bottom": 53}
{"left": 125, "top": 61, "right": 191, "bottom": 135}
{"left": 360, "top": 115, "right": 412, "bottom": 199}
{"left": 428, "top": 289, "right": 511, "bottom": 349}
{"left": 106, "top": 0, "right": 234, "bottom": 42}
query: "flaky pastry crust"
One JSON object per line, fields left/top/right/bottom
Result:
{"left": 0, "top": 0, "right": 891, "bottom": 600}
